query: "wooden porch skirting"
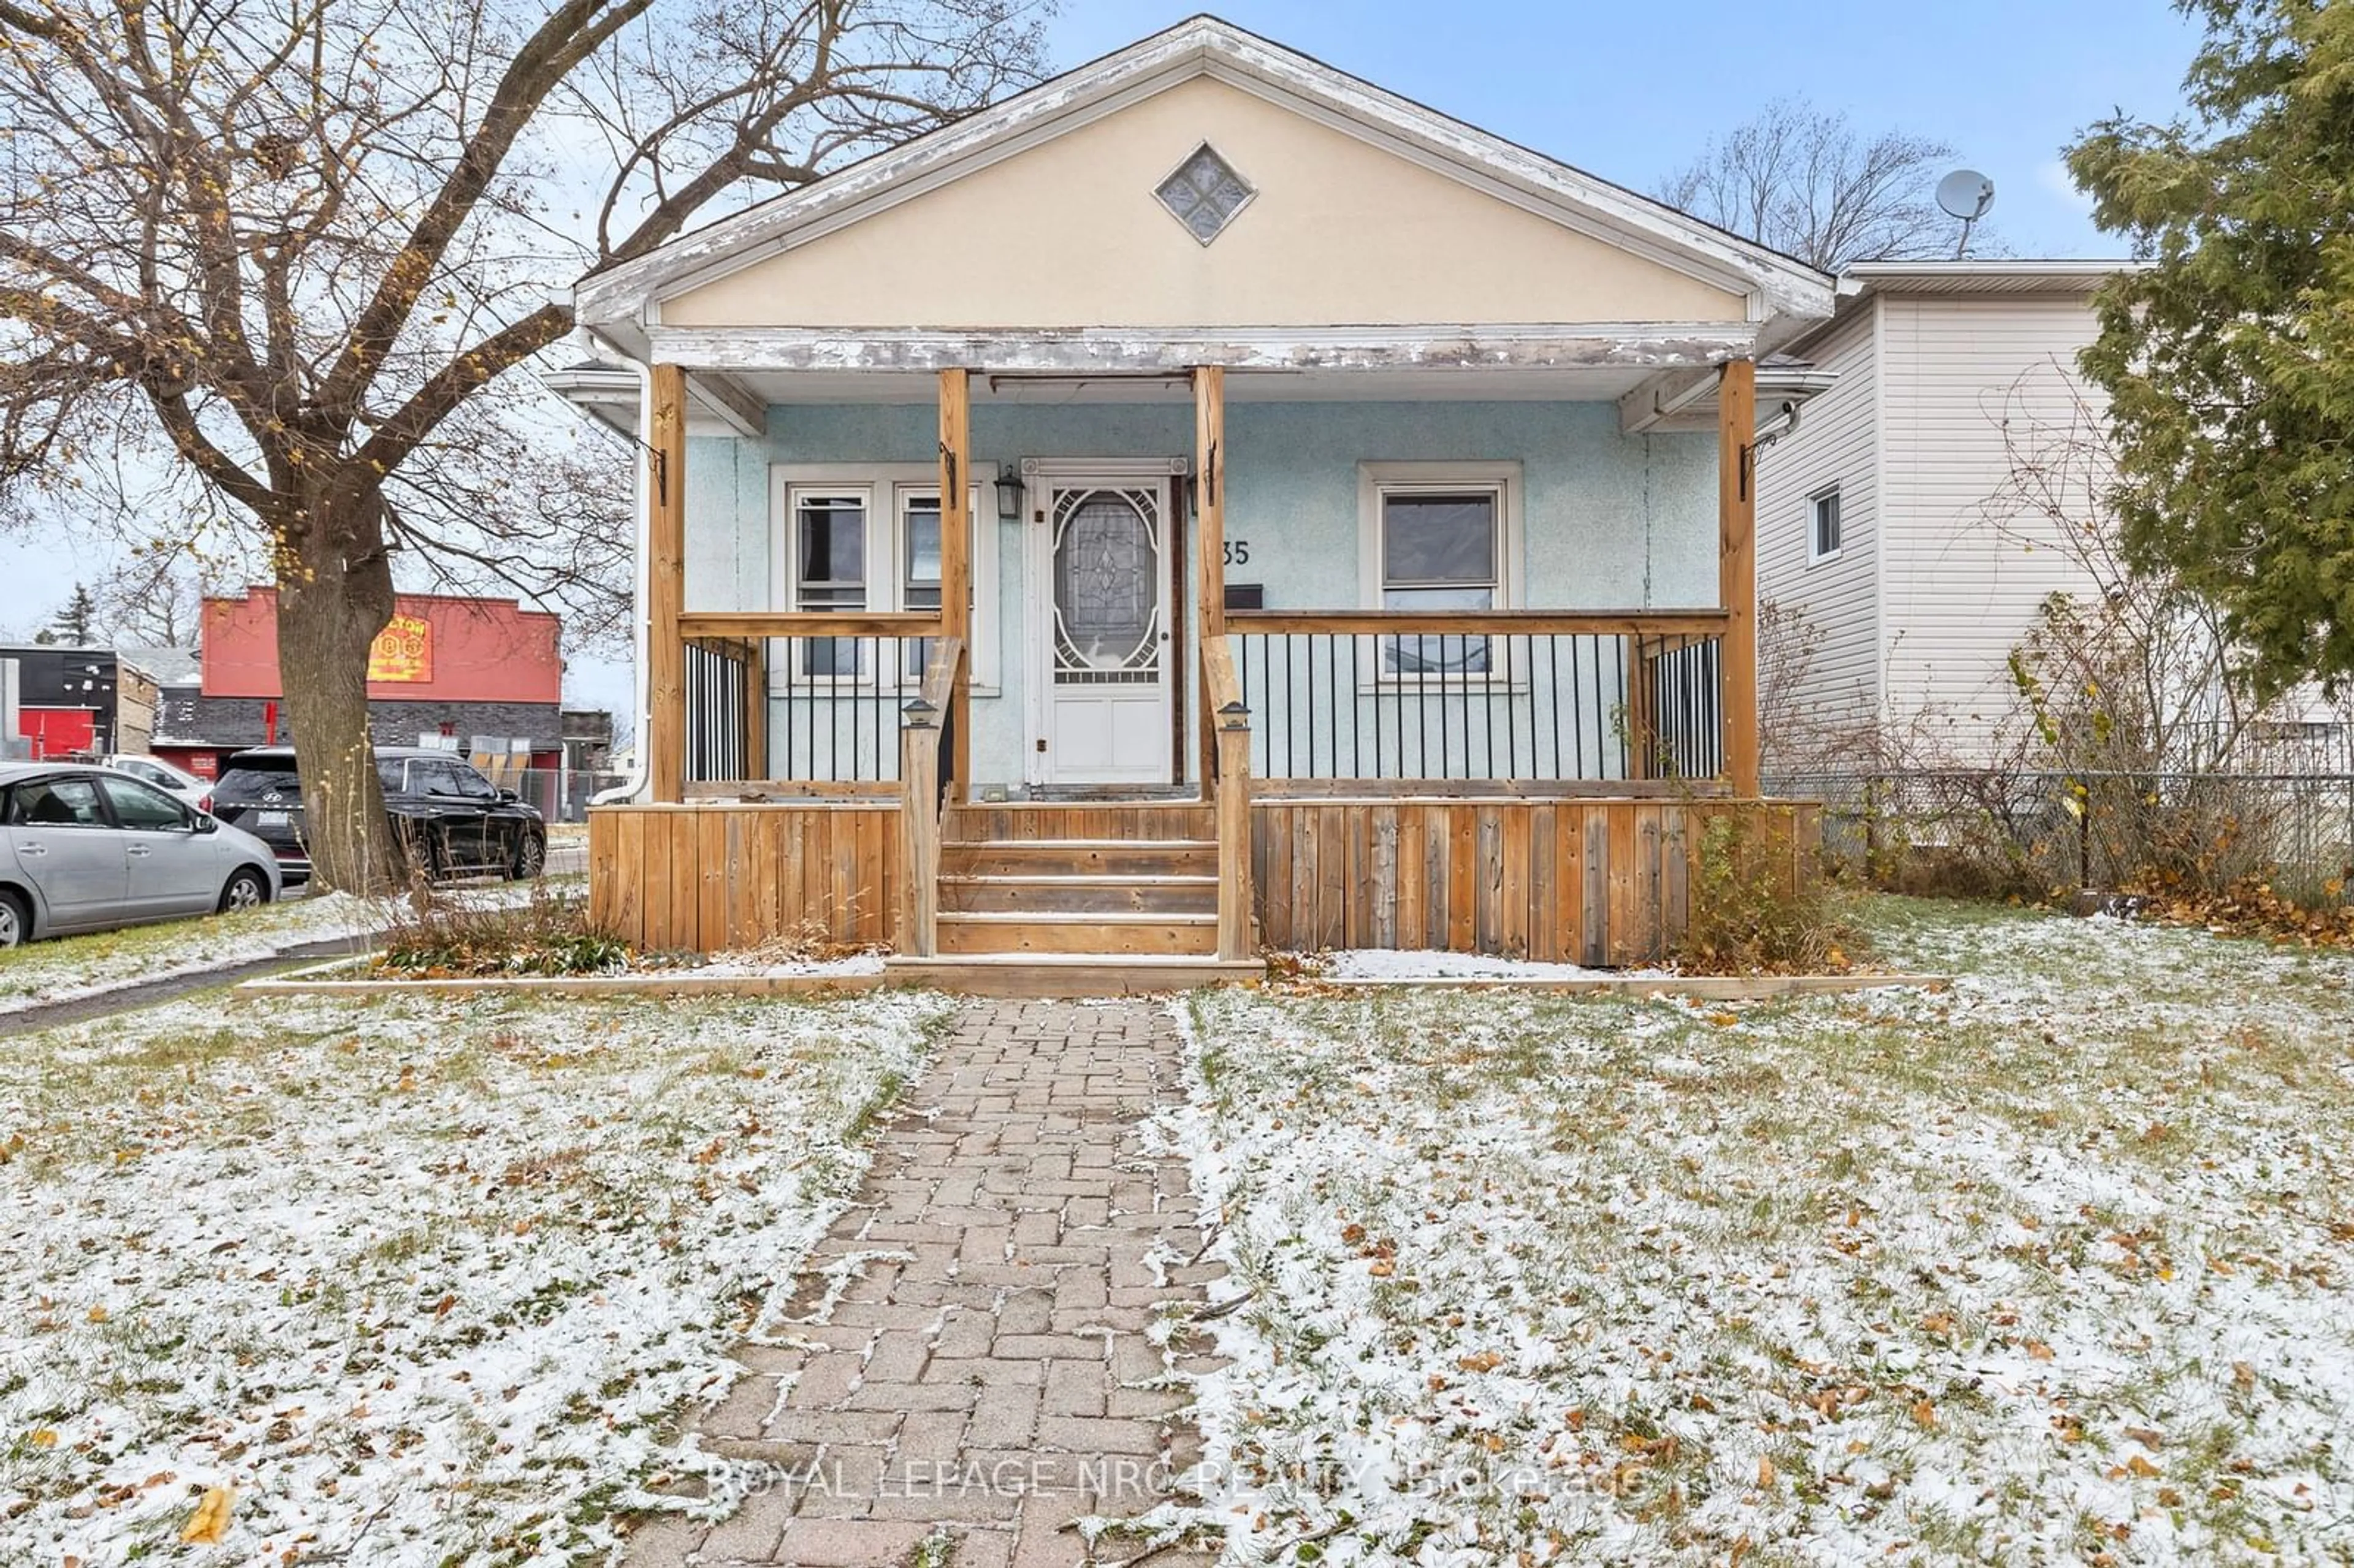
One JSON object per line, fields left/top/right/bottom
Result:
{"left": 1252, "top": 797, "right": 1819, "bottom": 967}
{"left": 587, "top": 797, "right": 1819, "bottom": 965}
{"left": 588, "top": 802, "right": 899, "bottom": 954}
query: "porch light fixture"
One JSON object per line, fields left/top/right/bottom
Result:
{"left": 994, "top": 463, "right": 1026, "bottom": 520}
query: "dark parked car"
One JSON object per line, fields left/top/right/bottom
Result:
{"left": 210, "top": 747, "right": 547, "bottom": 885}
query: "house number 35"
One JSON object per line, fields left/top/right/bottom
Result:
{"left": 1222, "top": 539, "right": 1251, "bottom": 565}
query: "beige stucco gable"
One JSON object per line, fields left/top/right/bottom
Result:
{"left": 659, "top": 77, "right": 1749, "bottom": 330}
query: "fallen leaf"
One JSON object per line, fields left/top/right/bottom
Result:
{"left": 180, "top": 1486, "right": 234, "bottom": 1544}
{"left": 1911, "top": 1399, "right": 1937, "bottom": 1429}
{"left": 1757, "top": 1454, "right": 1777, "bottom": 1488}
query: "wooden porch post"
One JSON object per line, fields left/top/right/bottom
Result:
{"left": 1718, "top": 357, "right": 1759, "bottom": 796}
{"left": 1194, "top": 366, "right": 1227, "bottom": 790}
{"left": 648, "top": 362, "right": 688, "bottom": 802}
{"left": 937, "top": 368, "right": 972, "bottom": 802}
{"left": 742, "top": 638, "right": 767, "bottom": 779}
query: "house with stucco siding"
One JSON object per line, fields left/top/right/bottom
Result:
{"left": 551, "top": 15, "right": 1839, "bottom": 986}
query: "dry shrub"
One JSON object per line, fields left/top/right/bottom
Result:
{"left": 726, "top": 917, "right": 877, "bottom": 966}
{"left": 372, "top": 884, "right": 630, "bottom": 976}
{"left": 1678, "top": 813, "right": 1866, "bottom": 975}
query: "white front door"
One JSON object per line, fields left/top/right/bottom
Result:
{"left": 1028, "top": 473, "right": 1175, "bottom": 786}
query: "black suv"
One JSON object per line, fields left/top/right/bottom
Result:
{"left": 211, "top": 746, "right": 547, "bottom": 885}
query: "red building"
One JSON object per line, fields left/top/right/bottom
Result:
{"left": 156, "top": 588, "right": 566, "bottom": 778}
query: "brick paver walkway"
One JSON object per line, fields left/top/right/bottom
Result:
{"left": 629, "top": 999, "right": 1226, "bottom": 1568}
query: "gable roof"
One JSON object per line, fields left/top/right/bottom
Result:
{"left": 573, "top": 15, "right": 1833, "bottom": 338}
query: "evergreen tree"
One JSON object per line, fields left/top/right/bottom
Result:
{"left": 50, "top": 584, "right": 98, "bottom": 646}
{"left": 2067, "top": 0, "right": 2354, "bottom": 696}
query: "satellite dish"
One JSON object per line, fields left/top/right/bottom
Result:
{"left": 1935, "top": 169, "right": 1995, "bottom": 258}
{"left": 1937, "top": 169, "right": 1997, "bottom": 221}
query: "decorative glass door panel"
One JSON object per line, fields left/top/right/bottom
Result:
{"left": 1053, "top": 489, "right": 1162, "bottom": 680}
{"left": 1029, "top": 478, "right": 1174, "bottom": 786}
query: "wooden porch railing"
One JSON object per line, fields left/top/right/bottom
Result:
{"left": 896, "top": 637, "right": 964, "bottom": 958}
{"left": 677, "top": 612, "right": 948, "bottom": 790}
{"left": 684, "top": 635, "right": 765, "bottom": 782}
{"left": 1222, "top": 608, "right": 1732, "bottom": 788}
{"left": 1201, "top": 639, "right": 1254, "bottom": 961}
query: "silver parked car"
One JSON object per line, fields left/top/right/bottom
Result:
{"left": 102, "top": 752, "right": 215, "bottom": 813}
{"left": 0, "top": 762, "right": 283, "bottom": 946}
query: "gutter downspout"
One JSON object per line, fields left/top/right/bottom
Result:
{"left": 582, "top": 322, "right": 654, "bottom": 807}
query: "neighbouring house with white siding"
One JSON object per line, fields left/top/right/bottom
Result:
{"left": 1754, "top": 261, "right": 2130, "bottom": 767}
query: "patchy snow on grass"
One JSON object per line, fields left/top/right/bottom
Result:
{"left": 0, "top": 892, "right": 380, "bottom": 1014}
{"left": 682, "top": 951, "right": 888, "bottom": 980}
{"left": 0, "top": 877, "right": 590, "bottom": 1015}
{"left": 1168, "top": 895, "right": 2354, "bottom": 1564}
{"left": 1316, "top": 950, "right": 1670, "bottom": 983}
{"left": 0, "top": 985, "right": 953, "bottom": 1566}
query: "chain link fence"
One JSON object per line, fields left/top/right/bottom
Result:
{"left": 1770, "top": 769, "right": 2354, "bottom": 907}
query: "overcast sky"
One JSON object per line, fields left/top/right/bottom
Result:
{"left": 0, "top": 0, "right": 2202, "bottom": 722}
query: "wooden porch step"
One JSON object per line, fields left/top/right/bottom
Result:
{"left": 939, "top": 839, "right": 1218, "bottom": 878}
{"left": 947, "top": 802, "right": 1216, "bottom": 842}
{"left": 936, "top": 910, "right": 1219, "bottom": 957}
{"left": 940, "top": 873, "right": 1217, "bottom": 916}
{"left": 883, "top": 953, "right": 1263, "bottom": 997}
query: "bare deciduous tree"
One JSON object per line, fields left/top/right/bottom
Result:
{"left": 1658, "top": 99, "right": 1968, "bottom": 270}
{"left": 93, "top": 541, "right": 229, "bottom": 649}
{"left": 0, "top": 0, "right": 1048, "bottom": 888}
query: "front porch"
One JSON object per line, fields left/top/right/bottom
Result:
{"left": 585, "top": 363, "right": 1821, "bottom": 977}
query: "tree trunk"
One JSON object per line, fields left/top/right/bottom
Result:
{"left": 275, "top": 509, "right": 399, "bottom": 893}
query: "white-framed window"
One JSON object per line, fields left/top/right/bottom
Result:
{"left": 771, "top": 464, "right": 998, "bottom": 689}
{"left": 1808, "top": 485, "right": 1843, "bottom": 563}
{"left": 1358, "top": 461, "right": 1522, "bottom": 679}
{"left": 788, "top": 489, "right": 870, "bottom": 677}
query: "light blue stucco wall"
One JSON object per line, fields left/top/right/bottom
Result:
{"left": 685, "top": 402, "right": 1719, "bottom": 788}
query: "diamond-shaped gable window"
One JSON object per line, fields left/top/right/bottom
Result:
{"left": 1155, "top": 144, "right": 1254, "bottom": 244}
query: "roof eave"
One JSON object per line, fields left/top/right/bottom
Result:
{"left": 573, "top": 15, "right": 1833, "bottom": 335}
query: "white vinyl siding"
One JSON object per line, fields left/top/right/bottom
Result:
{"left": 1876, "top": 294, "right": 2107, "bottom": 754}
{"left": 1754, "top": 303, "right": 1882, "bottom": 761}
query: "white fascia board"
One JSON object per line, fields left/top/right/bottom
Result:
{"left": 1618, "top": 362, "right": 1840, "bottom": 435}
{"left": 573, "top": 27, "right": 1218, "bottom": 327}
{"left": 574, "top": 17, "right": 1834, "bottom": 333}
{"left": 538, "top": 363, "right": 752, "bottom": 440}
{"left": 643, "top": 321, "right": 1762, "bottom": 376}
{"left": 1193, "top": 34, "right": 1830, "bottom": 321}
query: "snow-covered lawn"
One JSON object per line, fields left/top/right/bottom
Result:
{"left": 0, "top": 892, "right": 381, "bottom": 1014}
{"left": 1173, "top": 896, "right": 2354, "bottom": 1564}
{"left": 0, "top": 986, "right": 953, "bottom": 1565}
{"left": 0, "top": 875, "right": 587, "bottom": 1016}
